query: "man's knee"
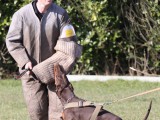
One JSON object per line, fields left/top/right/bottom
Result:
{"left": 48, "top": 84, "right": 63, "bottom": 120}
{"left": 21, "top": 77, "right": 49, "bottom": 120}
{"left": 27, "top": 96, "right": 48, "bottom": 120}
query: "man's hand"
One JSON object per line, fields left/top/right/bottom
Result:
{"left": 25, "top": 62, "right": 33, "bottom": 75}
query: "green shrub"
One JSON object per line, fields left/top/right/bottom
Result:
{"left": 0, "top": 0, "right": 160, "bottom": 77}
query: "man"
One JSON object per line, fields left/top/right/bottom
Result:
{"left": 6, "top": 0, "right": 82, "bottom": 119}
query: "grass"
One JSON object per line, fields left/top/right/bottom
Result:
{"left": 0, "top": 80, "right": 28, "bottom": 120}
{"left": 0, "top": 79, "right": 160, "bottom": 120}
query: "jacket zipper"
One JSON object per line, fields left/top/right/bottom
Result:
{"left": 39, "top": 16, "right": 44, "bottom": 63}
{"left": 39, "top": 20, "right": 42, "bottom": 63}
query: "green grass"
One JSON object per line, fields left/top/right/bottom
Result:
{"left": 0, "top": 80, "right": 29, "bottom": 120}
{"left": 0, "top": 79, "right": 160, "bottom": 120}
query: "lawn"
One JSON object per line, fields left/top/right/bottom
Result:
{"left": 0, "top": 79, "right": 160, "bottom": 120}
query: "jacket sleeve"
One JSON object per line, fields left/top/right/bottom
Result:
{"left": 32, "top": 37, "right": 82, "bottom": 84}
{"left": 6, "top": 12, "right": 30, "bottom": 68}
{"left": 32, "top": 10, "right": 82, "bottom": 84}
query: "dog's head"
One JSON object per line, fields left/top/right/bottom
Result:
{"left": 54, "top": 63, "right": 68, "bottom": 86}
{"left": 54, "top": 63, "right": 74, "bottom": 95}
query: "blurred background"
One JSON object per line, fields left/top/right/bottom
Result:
{"left": 0, "top": 0, "right": 160, "bottom": 79}
{"left": 0, "top": 1, "right": 160, "bottom": 120}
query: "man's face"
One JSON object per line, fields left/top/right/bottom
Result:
{"left": 38, "top": 0, "right": 53, "bottom": 6}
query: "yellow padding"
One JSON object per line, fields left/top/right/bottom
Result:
{"left": 65, "top": 29, "right": 74, "bottom": 37}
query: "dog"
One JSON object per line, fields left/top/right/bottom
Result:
{"left": 54, "top": 64, "right": 122, "bottom": 120}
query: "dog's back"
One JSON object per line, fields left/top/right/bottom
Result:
{"left": 63, "top": 106, "right": 122, "bottom": 120}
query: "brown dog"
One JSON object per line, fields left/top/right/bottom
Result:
{"left": 54, "top": 64, "right": 122, "bottom": 120}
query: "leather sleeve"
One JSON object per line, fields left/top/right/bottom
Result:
{"left": 32, "top": 37, "right": 82, "bottom": 84}
{"left": 31, "top": 10, "right": 82, "bottom": 84}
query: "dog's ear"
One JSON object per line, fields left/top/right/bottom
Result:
{"left": 54, "top": 63, "right": 67, "bottom": 86}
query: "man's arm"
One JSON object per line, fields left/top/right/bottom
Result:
{"left": 31, "top": 11, "right": 82, "bottom": 84}
{"left": 6, "top": 12, "right": 31, "bottom": 68}
{"left": 32, "top": 34, "right": 82, "bottom": 84}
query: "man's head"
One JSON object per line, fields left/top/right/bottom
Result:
{"left": 37, "top": 0, "right": 53, "bottom": 7}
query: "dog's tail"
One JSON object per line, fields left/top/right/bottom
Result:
{"left": 143, "top": 100, "right": 152, "bottom": 120}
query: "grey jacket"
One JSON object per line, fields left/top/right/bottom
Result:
{"left": 6, "top": 2, "right": 82, "bottom": 83}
